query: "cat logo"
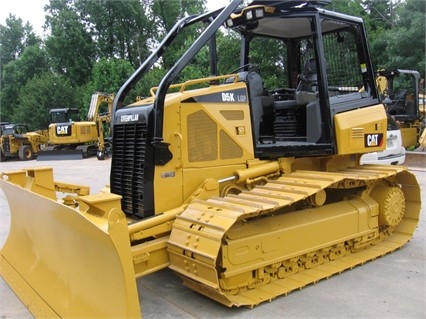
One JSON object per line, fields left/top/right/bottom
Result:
{"left": 364, "top": 133, "right": 384, "bottom": 147}
{"left": 56, "top": 125, "right": 72, "bottom": 136}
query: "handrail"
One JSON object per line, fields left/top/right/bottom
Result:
{"left": 149, "top": 74, "right": 241, "bottom": 97}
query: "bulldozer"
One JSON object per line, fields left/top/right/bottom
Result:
{"left": 0, "top": 1, "right": 421, "bottom": 318}
{"left": 38, "top": 92, "right": 114, "bottom": 160}
{"left": 376, "top": 69, "right": 426, "bottom": 150}
{"left": 0, "top": 123, "right": 49, "bottom": 161}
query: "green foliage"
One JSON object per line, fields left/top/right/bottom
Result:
{"left": 327, "top": 0, "right": 425, "bottom": 79}
{"left": 148, "top": 0, "right": 208, "bottom": 70}
{"left": 1, "top": 0, "right": 425, "bottom": 130}
{"left": 1, "top": 45, "right": 49, "bottom": 121}
{"left": 0, "top": 15, "right": 42, "bottom": 122}
{"left": 327, "top": 0, "right": 366, "bottom": 18}
{"left": 87, "top": 58, "right": 134, "bottom": 94}
{"left": 149, "top": 0, "right": 206, "bottom": 34}
{"left": 249, "top": 37, "right": 287, "bottom": 89}
{"left": 0, "top": 15, "right": 40, "bottom": 68}
{"left": 383, "top": 0, "right": 425, "bottom": 72}
{"left": 13, "top": 73, "right": 81, "bottom": 130}
{"left": 75, "top": 0, "right": 151, "bottom": 68}
{"left": 131, "top": 66, "right": 166, "bottom": 101}
{"left": 363, "top": 0, "right": 394, "bottom": 30}
{"left": 216, "top": 31, "right": 241, "bottom": 75}
{"left": 45, "top": 4, "right": 96, "bottom": 86}
{"left": 368, "top": 0, "right": 425, "bottom": 76}
{"left": 82, "top": 58, "right": 135, "bottom": 114}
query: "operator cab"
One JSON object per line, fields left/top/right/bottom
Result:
{"left": 50, "top": 108, "right": 81, "bottom": 124}
{"left": 1, "top": 124, "right": 29, "bottom": 136}
{"left": 224, "top": 1, "right": 379, "bottom": 158}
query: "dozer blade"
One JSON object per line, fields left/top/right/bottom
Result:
{"left": 37, "top": 149, "right": 84, "bottom": 161}
{"left": 0, "top": 169, "right": 141, "bottom": 318}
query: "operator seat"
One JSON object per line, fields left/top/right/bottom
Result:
{"left": 295, "top": 58, "right": 323, "bottom": 143}
{"left": 297, "top": 58, "right": 318, "bottom": 92}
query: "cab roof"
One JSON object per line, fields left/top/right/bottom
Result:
{"left": 230, "top": 0, "right": 363, "bottom": 39}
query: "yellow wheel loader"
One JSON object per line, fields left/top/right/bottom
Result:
{"left": 0, "top": 1, "right": 421, "bottom": 318}
{"left": 0, "top": 123, "right": 49, "bottom": 161}
{"left": 38, "top": 93, "right": 114, "bottom": 160}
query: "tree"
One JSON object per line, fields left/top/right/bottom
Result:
{"left": 327, "top": 0, "right": 366, "bottom": 17}
{"left": 82, "top": 57, "right": 134, "bottom": 114}
{"left": 363, "top": 0, "right": 395, "bottom": 30}
{"left": 0, "top": 15, "right": 42, "bottom": 122}
{"left": 75, "top": 0, "right": 151, "bottom": 68}
{"left": 216, "top": 31, "right": 240, "bottom": 75}
{"left": 369, "top": 0, "right": 425, "bottom": 76}
{"left": 0, "top": 14, "right": 40, "bottom": 69}
{"left": 87, "top": 58, "right": 134, "bottom": 94}
{"left": 1, "top": 0, "right": 424, "bottom": 130}
{"left": 0, "top": 45, "right": 49, "bottom": 121}
{"left": 14, "top": 73, "right": 81, "bottom": 130}
{"left": 384, "top": 0, "right": 425, "bottom": 74}
{"left": 147, "top": 0, "right": 207, "bottom": 69}
{"left": 44, "top": 0, "right": 96, "bottom": 86}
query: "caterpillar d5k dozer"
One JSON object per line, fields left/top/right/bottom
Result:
{"left": 0, "top": 1, "right": 421, "bottom": 318}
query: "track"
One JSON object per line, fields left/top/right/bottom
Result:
{"left": 167, "top": 165, "right": 421, "bottom": 307}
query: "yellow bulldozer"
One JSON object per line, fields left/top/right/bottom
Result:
{"left": 0, "top": 1, "right": 421, "bottom": 318}
{"left": 0, "top": 123, "right": 49, "bottom": 161}
{"left": 38, "top": 92, "right": 114, "bottom": 160}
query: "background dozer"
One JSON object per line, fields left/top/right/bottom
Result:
{"left": 0, "top": 1, "right": 421, "bottom": 318}
{"left": 38, "top": 92, "right": 114, "bottom": 160}
{"left": 0, "top": 123, "right": 49, "bottom": 161}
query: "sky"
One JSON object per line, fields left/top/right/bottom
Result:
{"left": 0, "top": 0, "right": 232, "bottom": 36}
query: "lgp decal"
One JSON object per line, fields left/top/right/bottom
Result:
{"left": 221, "top": 92, "right": 247, "bottom": 102}
{"left": 364, "top": 133, "right": 384, "bottom": 147}
{"left": 182, "top": 88, "right": 247, "bottom": 103}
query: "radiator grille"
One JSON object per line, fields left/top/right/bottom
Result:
{"left": 188, "top": 110, "right": 217, "bottom": 162}
{"left": 111, "top": 123, "right": 147, "bottom": 218}
{"left": 220, "top": 130, "right": 243, "bottom": 159}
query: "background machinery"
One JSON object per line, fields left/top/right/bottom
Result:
{"left": 0, "top": 1, "right": 421, "bottom": 318}
{"left": 39, "top": 92, "right": 114, "bottom": 160}
{"left": 376, "top": 69, "right": 425, "bottom": 150}
{"left": 0, "top": 123, "right": 49, "bottom": 161}
{"left": 360, "top": 112, "right": 406, "bottom": 165}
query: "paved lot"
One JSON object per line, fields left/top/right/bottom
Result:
{"left": 1, "top": 157, "right": 425, "bottom": 318}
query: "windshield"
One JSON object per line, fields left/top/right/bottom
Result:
{"left": 50, "top": 110, "right": 80, "bottom": 123}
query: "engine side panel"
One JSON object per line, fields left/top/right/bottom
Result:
{"left": 334, "top": 104, "right": 387, "bottom": 155}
